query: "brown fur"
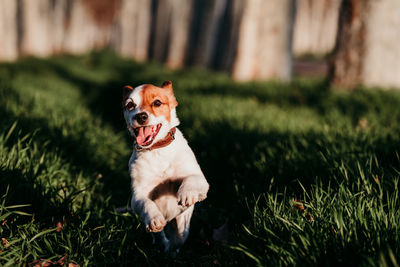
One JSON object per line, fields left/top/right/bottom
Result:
{"left": 140, "top": 83, "right": 178, "bottom": 122}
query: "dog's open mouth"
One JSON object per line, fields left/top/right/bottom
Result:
{"left": 133, "top": 124, "right": 162, "bottom": 147}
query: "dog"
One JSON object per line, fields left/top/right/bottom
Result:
{"left": 122, "top": 81, "right": 209, "bottom": 255}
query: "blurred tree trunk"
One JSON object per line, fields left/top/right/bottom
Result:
{"left": 112, "top": 0, "right": 151, "bottom": 61}
{"left": 293, "top": 0, "right": 341, "bottom": 56}
{"left": 330, "top": 0, "right": 400, "bottom": 89}
{"left": 189, "top": 0, "right": 228, "bottom": 67}
{"left": 16, "top": 0, "right": 120, "bottom": 56}
{"left": 0, "top": 0, "right": 296, "bottom": 82}
{"left": 62, "top": 0, "right": 119, "bottom": 54}
{"left": 231, "top": 0, "right": 295, "bottom": 81}
{"left": 0, "top": 0, "right": 19, "bottom": 61}
{"left": 151, "top": 0, "right": 193, "bottom": 69}
{"left": 20, "top": 0, "right": 68, "bottom": 56}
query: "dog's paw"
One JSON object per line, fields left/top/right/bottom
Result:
{"left": 146, "top": 214, "right": 166, "bottom": 232}
{"left": 177, "top": 190, "right": 206, "bottom": 207}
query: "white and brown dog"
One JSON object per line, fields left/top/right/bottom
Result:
{"left": 123, "top": 81, "right": 209, "bottom": 255}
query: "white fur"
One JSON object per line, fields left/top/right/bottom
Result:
{"left": 124, "top": 85, "right": 209, "bottom": 255}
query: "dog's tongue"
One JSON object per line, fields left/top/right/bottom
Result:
{"left": 136, "top": 126, "right": 153, "bottom": 146}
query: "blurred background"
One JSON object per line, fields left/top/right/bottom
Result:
{"left": 1, "top": 0, "right": 399, "bottom": 89}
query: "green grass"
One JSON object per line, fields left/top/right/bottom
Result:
{"left": 0, "top": 51, "right": 399, "bottom": 266}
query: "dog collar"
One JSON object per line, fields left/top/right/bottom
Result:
{"left": 134, "top": 127, "right": 176, "bottom": 152}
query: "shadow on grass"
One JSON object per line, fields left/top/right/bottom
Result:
{"left": 42, "top": 55, "right": 171, "bottom": 132}
{"left": 12, "top": 55, "right": 399, "bottom": 223}
{"left": 185, "top": 120, "right": 400, "bottom": 224}
{"left": 2, "top": 55, "right": 400, "bottom": 265}
{"left": 0, "top": 105, "right": 130, "bottom": 209}
{"left": 0, "top": 168, "right": 61, "bottom": 222}
{"left": 188, "top": 80, "right": 382, "bottom": 127}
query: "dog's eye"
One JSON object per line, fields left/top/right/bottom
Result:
{"left": 152, "top": 100, "right": 162, "bottom": 107}
{"left": 126, "top": 102, "right": 136, "bottom": 111}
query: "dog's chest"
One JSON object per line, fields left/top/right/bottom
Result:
{"left": 130, "top": 150, "right": 177, "bottom": 187}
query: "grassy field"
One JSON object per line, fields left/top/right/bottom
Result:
{"left": 0, "top": 51, "right": 399, "bottom": 266}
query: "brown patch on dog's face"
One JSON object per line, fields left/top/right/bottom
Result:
{"left": 140, "top": 82, "right": 178, "bottom": 122}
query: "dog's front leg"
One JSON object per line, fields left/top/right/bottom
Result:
{"left": 131, "top": 195, "right": 166, "bottom": 232}
{"left": 177, "top": 175, "right": 209, "bottom": 207}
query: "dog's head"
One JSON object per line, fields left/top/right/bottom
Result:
{"left": 122, "top": 81, "right": 179, "bottom": 149}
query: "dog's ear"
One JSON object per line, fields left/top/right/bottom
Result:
{"left": 161, "top": 81, "right": 178, "bottom": 108}
{"left": 161, "top": 80, "right": 172, "bottom": 89}
{"left": 123, "top": 85, "right": 134, "bottom": 98}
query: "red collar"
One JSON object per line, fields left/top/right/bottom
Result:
{"left": 135, "top": 127, "right": 176, "bottom": 151}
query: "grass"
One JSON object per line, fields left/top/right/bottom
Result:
{"left": 0, "top": 51, "right": 399, "bottom": 266}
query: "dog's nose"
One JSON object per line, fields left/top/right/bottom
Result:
{"left": 135, "top": 112, "right": 148, "bottom": 125}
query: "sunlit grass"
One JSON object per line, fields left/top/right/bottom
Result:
{"left": 0, "top": 51, "right": 399, "bottom": 266}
